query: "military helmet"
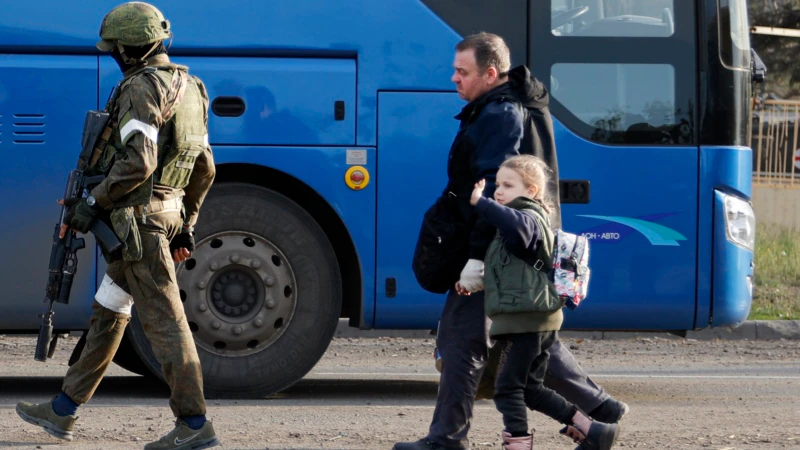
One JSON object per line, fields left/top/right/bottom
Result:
{"left": 96, "top": 2, "right": 171, "bottom": 52}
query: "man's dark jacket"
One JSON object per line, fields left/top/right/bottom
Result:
{"left": 445, "top": 65, "right": 560, "bottom": 262}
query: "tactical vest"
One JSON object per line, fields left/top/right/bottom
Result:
{"left": 152, "top": 68, "right": 209, "bottom": 190}
{"left": 92, "top": 64, "right": 209, "bottom": 209}
{"left": 483, "top": 200, "right": 562, "bottom": 317}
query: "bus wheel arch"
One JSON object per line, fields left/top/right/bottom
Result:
{"left": 214, "top": 164, "right": 362, "bottom": 325}
{"left": 121, "top": 173, "right": 358, "bottom": 398}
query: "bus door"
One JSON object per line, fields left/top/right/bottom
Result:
{"left": 0, "top": 55, "right": 99, "bottom": 329}
{"left": 374, "top": 91, "right": 463, "bottom": 329}
{"left": 532, "top": 0, "right": 699, "bottom": 330}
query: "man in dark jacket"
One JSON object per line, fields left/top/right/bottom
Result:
{"left": 394, "top": 33, "right": 627, "bottom": 450}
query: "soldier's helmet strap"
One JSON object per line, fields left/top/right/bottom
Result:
{"left": 116, "top": 40, "right": 161, "bottom": 67}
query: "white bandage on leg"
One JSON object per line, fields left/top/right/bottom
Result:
{"left": 94, "top": 274, "right": 134, "bottom": 315}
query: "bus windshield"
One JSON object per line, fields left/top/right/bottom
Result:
{"left": 719, "top": 0, "right": 751, "bottom": 69}
{"left": 551, "top": 0, "right": 676, "bottom": 37}
{"left": 534, "top": 0, "right": 695, "bottom": 145}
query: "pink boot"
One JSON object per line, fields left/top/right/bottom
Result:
{"left": 502, "top": 430, "right": 533, "bottom": 450}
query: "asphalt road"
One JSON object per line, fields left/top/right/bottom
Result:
{"left": 1, "top": 334, "right": 799, "bottom": 449}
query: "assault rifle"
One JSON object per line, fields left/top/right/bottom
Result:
{"left": 35, "top": 111, "right": 123, "bottom": 362}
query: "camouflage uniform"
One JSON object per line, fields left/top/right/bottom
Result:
{"left": 54, "top": 45, "right": 215, "bottom": 426}
{"left": 15, "top": 5, "right": 220, "bottom": 449}
{"left": 62, "top": 52, "right": 216, "bottom": 418}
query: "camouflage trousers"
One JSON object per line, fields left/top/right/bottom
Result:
{"left": 62, "top": 209, "right": 206, "bottom": 417}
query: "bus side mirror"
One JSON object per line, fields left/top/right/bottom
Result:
{"left": 750, "top": 48, "right": 767, "bottom": 84}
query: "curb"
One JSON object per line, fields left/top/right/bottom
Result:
{"left": 334, "top": 320, "right": 800, "bottom": 340}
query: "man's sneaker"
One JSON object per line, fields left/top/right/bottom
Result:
{"left": 144, "top": 420, "right": 220, "bottom": 450}
{"left": 393, "top": 437, "right": 454, "bottom": 450}
{"left": 560, "top": 409, "right": 619, "bottom": 450}
{"left": 589, "top": 397, "right": 630, "bottom": 424}
{"left": 16, "top": 400, "right": 77, "bottom": 441}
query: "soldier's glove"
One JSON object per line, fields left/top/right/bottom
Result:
{"left": 170, "top": 228, "right": 195, "bottom": 253}
{"left": 64, "top": 198, "right": 100, "bottom": 234}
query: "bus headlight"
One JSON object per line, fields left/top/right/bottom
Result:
{"left": 722, "top": 194, "right": 755, "bottom": 251}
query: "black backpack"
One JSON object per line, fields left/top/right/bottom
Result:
{"left": 411, "top": 192, "right": 471, "bottom": 294}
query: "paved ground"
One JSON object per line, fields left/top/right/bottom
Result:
{"left": 1, "top": 334, "right": 799, "bottom": 449}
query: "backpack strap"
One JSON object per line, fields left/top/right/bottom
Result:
{"left": 524, "top": 208, "right": 554, "bottom": 272}
{"left": 532, "top": 236, "right": 553, "bottom": 272}
{"left": 559, "top": 232, "right": 580, "bottom": 272}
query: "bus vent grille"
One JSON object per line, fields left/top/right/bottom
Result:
{"left": 12, "top": 114, "right": 46, "bottom": 144}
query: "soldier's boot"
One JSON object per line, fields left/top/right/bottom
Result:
{"left": 502, "top": 430, "right": 533, "bottom": 450}
{"left": 589, "top": 397, "right": 629, "bottom": 424}
{"left": 560, "top": 408, "right": 619, "bottom": 450}
{"left": 392, "top": 438, "right": 457, "bottom": 450}
{"left": 144, "top": 420, "right": 220, "bottom": 450}
{"left": 16, "top": 399, "right": 77, "bottom": 441}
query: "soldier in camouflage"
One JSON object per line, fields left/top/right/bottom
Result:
{"left": 15, "top": 3, "right": 220, "bottom": 449}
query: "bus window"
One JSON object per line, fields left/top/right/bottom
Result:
{"left": 552, "top": 0, "right": 675, "bottom": 37}
{"left": 718, "top": 0, "right": 750, "bottom": 69}
{"left": 531, "top": 0, "right": 695, "bottom": 145}
{"left": 550, "top": 63, "right": 686, "bottom": 144}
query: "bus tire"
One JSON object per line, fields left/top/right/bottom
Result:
{"left": 126, "top": 183, "right": 342, "bottom": 398}
{"left": 68, "top": 329, "right": 153, "bottom": 378}
{"left": 112, "top": 330, "right": 156, "bottom": 377}
{"left": 68, "top": 331, "right": 87, "bottom": 367}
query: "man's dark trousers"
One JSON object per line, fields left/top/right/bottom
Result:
{"left": 427, "top": 290, "right": 608, "bottom": 449}
{"left": 428, "top": 289, "right": 489, "bottom": 449}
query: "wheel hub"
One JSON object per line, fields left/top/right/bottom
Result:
{"left": 211, "top": 268, "right": 260, "bottom": 317}
{"left": 176, "top": 231, "right": 297, "bottom": 356}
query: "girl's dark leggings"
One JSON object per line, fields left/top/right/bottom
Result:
{"left": 493, "top": 331, "right": 576, "bottom": 433}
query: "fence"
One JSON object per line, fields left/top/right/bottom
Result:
{"left": 751, "top": 99, "right": 800, "bottom": 188}
{"left": 751, "top": 99, "right": 800, "bottom": 229}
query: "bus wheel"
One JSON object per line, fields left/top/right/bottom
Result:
{"left": 111, "top": 330, "right": 155, "bottom": 377}
{"left": 67, "top": 320, "right": 152, "bottom": 377}
{"left": 126, "top": 183, "right": 343, "bottom": 398}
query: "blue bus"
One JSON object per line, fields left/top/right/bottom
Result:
{"left": 0, "top": 0, "right": 756, "bottom": 398}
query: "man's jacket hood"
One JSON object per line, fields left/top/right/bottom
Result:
{"left": 503, "top": 65, "right": 549, "bottom": 110}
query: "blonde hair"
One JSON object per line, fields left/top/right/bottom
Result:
{"left": 500, "top": 155, "right": 554, "bottom": 215}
